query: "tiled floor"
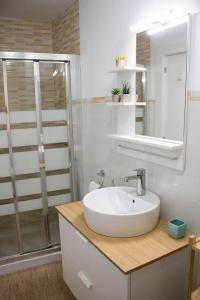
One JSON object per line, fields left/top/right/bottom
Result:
{"left": 0, "top": 261, "right": 76, "bottom": 300}
{"left": 0, "top": 207, "right": 60, "bottom": 258}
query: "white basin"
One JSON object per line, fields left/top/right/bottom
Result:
{"left": 83, "top": 186, "right": 160, "bottom": 237}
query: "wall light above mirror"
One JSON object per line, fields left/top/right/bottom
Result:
{"left": 135, "top": 15, "right": 189, "bottom": 142}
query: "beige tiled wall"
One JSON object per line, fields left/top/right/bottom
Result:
{"left": 0, "top": 0, "right": 80, "bottom": 111}
{"left": 136, "top": 32, "right": 150, "bottom": 65}
{"left": 0, "top": 0, "right": 80, "bottom": 55}
{"left": 0, "top": 61, "right": 66, "bottom": 112}
{"left": 52, "top": 0, "right": 80, "bottom": 54}
{"left": 0, "top": 17, "right": 53, "bottom": 53}
{"left": 136, "top": 32, "right": 150, "bottom": 103}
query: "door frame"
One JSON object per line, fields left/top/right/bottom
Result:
{"left": 161, "top": 51, "right": 187, "bottom": 139}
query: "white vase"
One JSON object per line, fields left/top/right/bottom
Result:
{"left": 116, "top": 60, "right": 125, "bottom": 68}
{"left": 121, "top": 94, "right": 130, "bottom": 102}
{"left": 112, "top": 95, "right": 120, "bottom": 102}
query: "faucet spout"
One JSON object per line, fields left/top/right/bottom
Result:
{"left": 123, "top": 169, "right": 146, "bottom": 196}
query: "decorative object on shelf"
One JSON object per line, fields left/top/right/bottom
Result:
{"left": 111, "top": 88, "right": 121, "bottom": 102}
{"left": 121, "top": 81, "right": 131, "bottom": 102}
{"left": 167, "top": 219, "right": 187, "bottom": 239}
{"left": 115, "top": 55, "right": 126, "bottom": 68}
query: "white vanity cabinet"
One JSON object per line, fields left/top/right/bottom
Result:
{"left": 59, "top": 215, "right": 130, "bottom": 300}
{"left": 59, "top": 214, "right": 187, "bottom": 300}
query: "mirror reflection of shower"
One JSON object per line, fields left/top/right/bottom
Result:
{"left": 136, "top": 68, "right": 148, "bottom": 136}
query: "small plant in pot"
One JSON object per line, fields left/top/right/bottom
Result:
{"left": 111, "top": 88, "right": 121, "bottom": 102}
{"left": 121, "top": 81, "right": 131, "bottom": 102}
{"left": 115, "top": 55, "right": 126, "bottom": 68}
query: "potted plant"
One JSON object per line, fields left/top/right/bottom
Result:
{"left": 115, "top": 56, "right": 126, "bottom": 68}
{"left": 121, "top": 81, "right": 131, "bottom": 102}
{"left": 111, "top": 88, "right": 120, "bottom": 102}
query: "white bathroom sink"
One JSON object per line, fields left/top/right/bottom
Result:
{"left": 83, "top": 186, "right": 160, "bottom": 237}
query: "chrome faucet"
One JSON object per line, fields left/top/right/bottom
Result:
{"left": 97, "top": 170, "right": 105, "bottom": 188}
{"left": 124, "top": 169, "right": 146, "bottom": 196}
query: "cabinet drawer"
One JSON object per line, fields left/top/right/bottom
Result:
{"left": 59, "top": 214, "right": 129, "bottom": 300}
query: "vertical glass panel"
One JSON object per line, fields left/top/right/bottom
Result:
{"left": 0, "top": 62, "right": 19, "bottom": 258}
{"left": 136, "top": 106, "right": 145, "bottom": 135}
{"left": 136, "top": 72, "right": 146, "bottom": 135}
{"left": 6, "top": 60, "right": 46, "bottom": 252}
{"left": 40, "top": 62, "right": 72, "bottom": 244}
{"left": 0, "top": 154, "right": 19, "bottom": 258}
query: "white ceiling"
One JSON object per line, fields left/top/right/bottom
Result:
{"left": 0, "top": 0, "right": 73, "bottom": 21}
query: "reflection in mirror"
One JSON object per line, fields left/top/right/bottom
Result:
{"left": 135, "top": 19, "right": 188, "bottom": 142}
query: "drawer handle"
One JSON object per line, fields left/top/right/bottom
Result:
{"left": 78, "top": 271, "right": 92, "bottom": 289}
{"left": 75, "top": 230, "right": 88, "bottom": 244}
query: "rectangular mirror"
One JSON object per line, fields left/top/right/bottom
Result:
{"left": 135, "top": 18, "right": 188, "bottom": 142}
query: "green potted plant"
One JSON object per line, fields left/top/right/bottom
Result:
{"left": 115, "top": 55, "right": 126, "bottom": 68}
{"left": 121, "top": 81, "right": 131, "bottom": 102}
{"left": 111, "top": 88, "right": 121, "bottom": 102}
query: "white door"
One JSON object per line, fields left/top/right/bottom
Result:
{"left": 161, "top": 52, "right": 187, "bottom": 141}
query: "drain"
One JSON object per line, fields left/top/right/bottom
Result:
{"left": 132, "top": 200, "right": 135, "bottom": 203}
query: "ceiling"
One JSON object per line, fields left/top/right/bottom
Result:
{"left": 0, "top": 0, "right": 73, "bottom": 21}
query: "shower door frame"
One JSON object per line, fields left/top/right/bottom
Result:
{"left": 0, "top": 51, "right": 76, "bottom": 258}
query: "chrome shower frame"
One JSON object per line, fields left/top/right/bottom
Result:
{"left": 0, "top": 51, "right": 77, "bottom": 260}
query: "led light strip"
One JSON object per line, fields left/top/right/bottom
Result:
{"left": 147, "top": 15, "right": 188, "bottom": 35}
{"left": 130, "top": 10, "right": 189, "bottom": 34}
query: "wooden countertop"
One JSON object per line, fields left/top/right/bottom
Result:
{"left": 56, "top": 201, "right": 189, "bottom": 274}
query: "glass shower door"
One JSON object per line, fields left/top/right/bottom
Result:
{"left": 0, "top": 57, "right": 74, "bottom": 258}
{"left": 5, "top": 60, "right": 47, "bottom": 253}
{"left": 0, "top": 61, "right": 19, "bottom": 258}
{"left": 39, "top": 61, "right": 72, "bottom": 245}
{"left": 0, "top": 56, "right": 73, "bottom": 258}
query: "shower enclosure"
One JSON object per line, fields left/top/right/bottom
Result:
{"left": 0, "top": 52, "right": 77, "bottom": 260}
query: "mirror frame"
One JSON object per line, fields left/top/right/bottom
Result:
{"left": 131, "top": 14, "right": 191, "bottom": 170}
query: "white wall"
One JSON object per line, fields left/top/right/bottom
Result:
{"left": 79, "top": 0, "right": 200, "bottom": 234}
{"left": 79, "top": 0, "right": 200, "bottom": 97}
